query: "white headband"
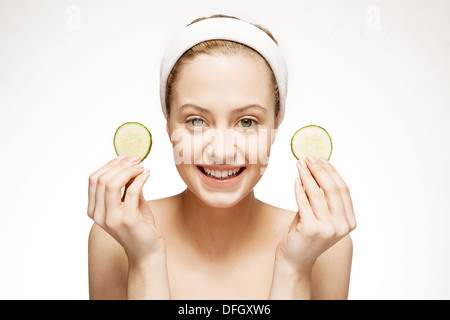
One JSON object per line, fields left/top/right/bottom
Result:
{"left": 159, "top": 17, "right": 288, "bottom": 124}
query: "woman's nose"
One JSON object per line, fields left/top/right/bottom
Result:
{"left": 203, "top": 128, "right": 237, "bottom": 165}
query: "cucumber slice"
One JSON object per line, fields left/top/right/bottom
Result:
{"left": 291, "top": 125, "right": 332, "bottom": 160}
{"left": 113, "top": 122, "right": 152, "bottom": 161}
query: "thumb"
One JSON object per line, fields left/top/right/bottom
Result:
{"left": 123, "top": 168, "right": 151, "bottom": 212}
{"left": 137, "top": 170, "right": 157, "bottom": 227}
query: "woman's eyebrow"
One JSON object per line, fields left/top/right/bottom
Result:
{"left": 177, "top": 104, "right": 212, "bottom": 114}
{"left": 231, "top": 105, "right": 267, "bottom": 115}
{"left": 177, "top": 104, "right": 267, "bottom": 114}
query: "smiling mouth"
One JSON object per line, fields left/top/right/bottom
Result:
{"left": 197, "top": 166, "right": 246, "bottom": 180}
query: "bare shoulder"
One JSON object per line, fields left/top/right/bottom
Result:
{"left": 146, "top": 192, "right": 185, "bottom": 228}
{"left": 311, "top": 235, "right": 353, "bottom": 300}
{"left": 316, "top": 235, "right": 353, "bottom": 273}
{"left": 88, "top": 223, "right": 128, "bottom": 300}
{"left": 256, "top": 199, "right": 297, "bottom": 236}
{"left": 256, "top": 199, "right": 296, "bottom": 217}
{"left": 88, "top": 222, "right": 125, "bottom": 257}
{"left": 146, "top": 195, "right": 178, "bottom": 214}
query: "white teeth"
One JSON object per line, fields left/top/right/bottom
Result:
{"left": 202, "top": 167, "right": 242, "bottom": 179}
{"left": 218, "top": 170, "right": 225, "bottom": 178}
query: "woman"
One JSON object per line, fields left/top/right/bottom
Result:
{"left": 87, "top": 14, "right": 356, "bottom": 300}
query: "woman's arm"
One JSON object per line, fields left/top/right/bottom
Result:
{"left": 268, "top": 256, "right": 312, "bottom": 300}
{"left": 269, "top": 235, "right": 353, "bottom": 300}
{"left": 127, "top": 251, "right": 170, "bottom": 300}
{"left": 269, "top": 156, "right": 356, "bottom": 300}
{"left": 87, "top": 156, "right": 171, "bottom": 299}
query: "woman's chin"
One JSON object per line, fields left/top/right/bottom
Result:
{"left": 198, "top": 192, "right": 245, "bottom": 208}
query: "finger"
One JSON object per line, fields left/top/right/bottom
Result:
{"left": 324, "top": 161, "right": 356, "bottom": 230}
{"left": 297, "top": 158, "right": 330, "bottom": 221}
{"left": 104, "top": 164, "right": 145, "bottom": 217}
{"left": 124, "top": 168, "right": 150, "bottom": 207}
{"left": 93, "top": 161, "right": 132, "bottom": 226}
{"left": 293, "top": 177, "right": 315, "bottom": 230}
{"left": 121, "top": 157, "right": 148, "bottom": 202}
{"left": 306, "top": 156, "right": 347, "bottom": 222}
{"left": 88, "top": 156, "right": 126, "bottom": 218}
{"left": 122, "top": 177, "right": 136, "bottom": 202}
{"left": 123, "top": 168, "right": 152, "bottom": 221}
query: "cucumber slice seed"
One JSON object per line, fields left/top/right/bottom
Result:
{"left": 291, "top": 125, "right": 332, "bottom": 161}
{"left": 113, "top": 122, "right": 152, "bottom": 161}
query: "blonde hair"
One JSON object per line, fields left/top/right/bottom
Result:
{"left": 165, "top": 14, "right": 280, "bottom": 119}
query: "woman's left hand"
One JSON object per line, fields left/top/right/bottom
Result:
{"left": 275, "top": 156, "right": 357, "bottom": 274}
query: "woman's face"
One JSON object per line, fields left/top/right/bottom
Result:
{"left": 167, "top": 53, "right": 278, "bottom": 208}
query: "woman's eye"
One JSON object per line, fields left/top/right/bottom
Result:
{"left": 238, "top": 118, "right": 256, "bottom": 128}
{"left": 187, "top": 118, "right": 205, "bottom": 127}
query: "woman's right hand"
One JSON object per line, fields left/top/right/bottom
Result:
{"left": 87, "top": 156, "right": 165, "bottom": 265}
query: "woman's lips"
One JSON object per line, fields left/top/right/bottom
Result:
{"left": 196, "top": 165, "right": 246, "bottom": 188}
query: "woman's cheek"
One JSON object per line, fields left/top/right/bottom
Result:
{"left": 235, "top": 128, "right": 274, "bottom": 166}
{"left": 170, "top": 128, "right": 194, "bottom": 165}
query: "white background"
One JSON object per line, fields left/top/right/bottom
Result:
{"left": 1, "top": 0, "right": 449, "bottom": 299}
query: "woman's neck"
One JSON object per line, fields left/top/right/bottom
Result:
{"left": 177, "top": 188, "right": 261, "bottom": 260}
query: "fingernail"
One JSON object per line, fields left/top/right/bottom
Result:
{"left": 298, "top": 158, "right": 307, "bottom": 169}
{"left": 319, "top": 157, "right": 328, "bottom": 166}
{"left": 134, "top": 163, "right": 144, "bottom": 169}
{"left": 130, "top": 156, "right": 141, "bottom": 163}
{"left": 306, "top": 155, "right": 316, "bottom": 164}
